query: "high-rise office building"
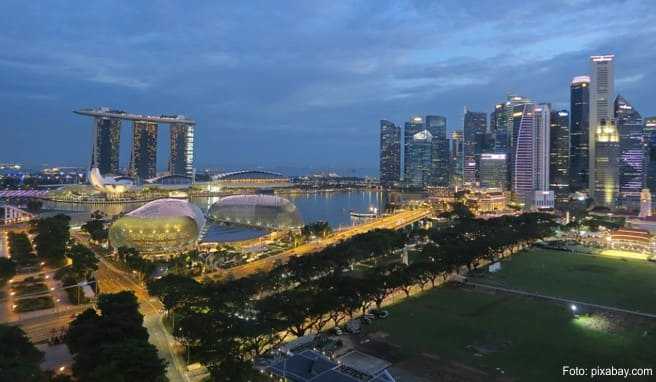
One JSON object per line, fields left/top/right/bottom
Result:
{"left": 512, "top": 103, "right": 553, "bottom": 208}
{"left": 379, "top": 120, "right": 401, "bottom": 187}
{"left": 594, "top": 120, "right": 619, "bottom": 208}
{"left": 91, "top": 117, "right": 121, "bottom": 175}
{"left": 169, "top": 123, "right": 195, "bottom": 177}
{"left": 569, "top": 76, "right": 590, "bottom": 192}
{"left": 404, "top": 116, "right": 424, "bottom": 184}
{"left": 550, "top": 110, "right": 570, "bottom": 205}
{"left": 589, "top": 55, "right": 615, "bottom": 194}
{"left": 426, "top": 115, "right": 449, "bottom": 187}
{"left": 492, "top": 95, "right": 532, "bottom": 188}
{"left": 640, "top": 188, "right": 652, "bottom": 218}
{"left": 463, "top": 109, "right": 487, "bottom": 186}
{"left": 449, "top": 131, "right": 464, "bottom": 188}
{"left": 130, "top": 121, "right": 158, "bottom": 180}
{"left": 644, "top": 117, "right": 656, "bottom": 195}
{"left": 479, "top": 153, "right": 507, "bottom": 190}
{"left": 404, "top": 128, "right": 433, "bottom": 187}
{"left": 615, "top": 95, "right": 644, "bottom": 210}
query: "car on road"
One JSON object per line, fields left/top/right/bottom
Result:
{"left": 331, "top": 326, "right": 343, "bottom": 336}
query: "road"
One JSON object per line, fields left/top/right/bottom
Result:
{"left": 201, "top": 208, "right": 432, "bottom": 281}
{"left": 95, "top": 252, "right": 191, "bottom": 382}
{"left": 70, "top": 231, "right": 191, "bottom": 382}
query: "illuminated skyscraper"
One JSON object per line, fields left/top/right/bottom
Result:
{"left": 404, "top": 128, "right": 433, "bottom": 187}
{"left": 550, "top": 110, "right": 570, "bottom": 205}
{"left": 512, "top": 103, "right": 553, "bottom": 208}
{"left": 169, "top": 123, "right": 195, "bottom": 177}
{"left": 589, "top": 55, "right": 615, "bottom": 194}
{"left": 91, "top": 116, "right": 121, "bottom": 175}
{"left": 130, "top": 121, "right": 158, "bottom": 180}
{"left": 426, "top": 115, "right": 449, "bottom": 187}
{"left": 639, "top": 189, "right": 652, "bottom": 218}
{"left": 404, "top": 116, "right": 425, "bottom": 185}
{"left": 379, "top": 120, "right": 401, "bottom": 187}
{"left": 569, "top": 76, "right": 590, "bottom": 192}
{"left": 594, "top": 120, "right": 619, "bottom": 207}
{"left": 463, "top": 109, "right": 487, "bottom": 186}
{"left": 615, "top": 95, "right": 643, "bottom": 210}
{"left": 644, "top": 116, "right": 656, "bottom": 195}
{"left": 479, "top": 153, "right": 507, "bottom": 190}
{"left": 449, "top": 131, "right": 464, "bottom": 188}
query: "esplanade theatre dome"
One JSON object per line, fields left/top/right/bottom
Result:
{"left": 209, "top": 194, "right": 303, "bottom": 229}
{"left": 109, "top": 198, "right": 206, "bottom": 255}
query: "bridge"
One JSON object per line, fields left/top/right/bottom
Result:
{"left": 0, "top": 190, "right": 49, "bottom": 199}
{"left": 199, "top": 207, "right": 432, "bottom": 281}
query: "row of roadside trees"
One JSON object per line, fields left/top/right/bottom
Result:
{"left": 148, "top": 212, "right": 556, "bottom": 380}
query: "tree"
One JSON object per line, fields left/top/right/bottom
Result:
{"left": 0, "top": 257, "right": 17, "bottom": 287}
{"left": 81, "top": 212, "right": 108, "bottom": 243}
{"left": 65, "top": 292, "right": 166, "bottom": 381}
{"left": 67, "top": 243, "right": 98, "bottom": 281}
{"left": 25, "top": 199, "right": 43, "bottom": 214}
{"left": 0, "top": 324, "right": 45, "bottom": 382}
{"left": 31, "top": 214, "right": 71, "bottom": 266}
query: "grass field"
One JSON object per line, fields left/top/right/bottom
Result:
{"left": 470, "top": 248, "right": 656, "bottom": 314}
{"left": 365, "top": 286, "right": 656, "bottom": 381}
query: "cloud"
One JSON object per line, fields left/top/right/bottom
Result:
{"left": 0, "top": 0, "right": 655, "bottom": 169}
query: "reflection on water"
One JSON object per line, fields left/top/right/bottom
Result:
{"left": 41, "top": 191, "right": 423, "bottom": 243}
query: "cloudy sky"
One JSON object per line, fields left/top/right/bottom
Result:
{"left": 1, "top": 0, "right": 655, "bottom": 175}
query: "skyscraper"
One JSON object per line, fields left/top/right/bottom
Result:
{"left": 463, "top": 109, "right": 487, "bottom": 186}
{"left": 569, "top": 76, "right": 590, "bottom": 192}
{"left": 644, "top": 117, "right": 656, "bottom": 195}
{"left": 615, "top": 95, "right": 644, "bottom": 210}
{"left": 130, "top": 120, "right": 158, "bottom": 180}
{"left": 512, "top": 103, "right": 553, "bottom": 208}
{"left": 91, "top": 116, "right": 121, "bottom": 175}
{"left": 479, "top": 153, "right": 507, "bottom": 190}
{"left": 379, "top": 120, "right": 401, "bottom": 187}
{"left": 594, "top": 120, "right": 619, "bottom": 208}
{"left": 589, "top": 55, "right": 615, "bottom": 194}
{"left": 169, "top": 123, "right": 195, "bottom": 177}
{"left": 550, "top": 110, "right": 570, "bottom": 205}
{"left": 404, "top": 128, "right": 433, "bottom": 187}
{"left": 404, "top": 116, "right": 424, "bottom": 184}
{"left": 425, "top": 115, "right": 449, "bottom": 186}
{"left": 449, "top": 131, "right": 464, "bottom": 188}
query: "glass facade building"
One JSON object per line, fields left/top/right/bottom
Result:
{"left": 130, "top": 121, "right": 158, "bottom": 180}
{"left": 463, "top": 110, "right": 487, "bottom": 186}
{"left": 512, "top": 103, "right": 552, "bottom": 207}
{"left": 550, "top": 110, "right": 570, "bottom": 205}
{"left": 169, "top": 123, "right": 195, "bottom": 177}
{"left": 479, "top": 153, "right": 507, "bottom": 190}
{"left": 426, "top": 115, "right": 449, "bottom": 187}
{"left": 92, "top": 117, "right": 121, "bottom": 176}
{"left": 379, "top": 120, "right": 401, "bottom": 187}
{"left": 615, "top": 95, "right": 644, "bottom": 210}
{"left": 569, "top": 76, "right": 590, "bottom": 192}
{"left": 449, "top": 131, "right": 464, "bottom": 188}
{"left": 404, "top": 129, "right": 433, "bottom": 187}
{"left": 645, "top": 117, "right": 656, "bottom": 196}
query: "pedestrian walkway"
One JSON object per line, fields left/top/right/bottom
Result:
{"left": 462, "top": 280, "right": 656, "bottom": 320}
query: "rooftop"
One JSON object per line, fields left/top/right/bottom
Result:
{"left": 74, "top": 107, "right": 195, "bottom": 124}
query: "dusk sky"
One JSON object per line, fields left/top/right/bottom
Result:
{"left": 1, "top": 1, "right": 655, "bottom": 175}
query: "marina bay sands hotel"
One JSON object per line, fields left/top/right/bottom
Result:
{"left": 74, "top": 107, "right": 195, "bottom": 181}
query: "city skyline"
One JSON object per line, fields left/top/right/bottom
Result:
{"left": 1, "top": 1, "right": 655, "bottom": 173}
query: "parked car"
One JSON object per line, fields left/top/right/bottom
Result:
{"left": 369, "top": 309, "right": 389, "bottom": 319}
{"left": 332, "top": 327, "right": 343, "bottom": 336}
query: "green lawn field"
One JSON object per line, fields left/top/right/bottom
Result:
{"left": 366, "top": 286, "right": 656, "bottom": 381}
{"left": 470, "top": 248, "right": 656, "bottom": 314}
